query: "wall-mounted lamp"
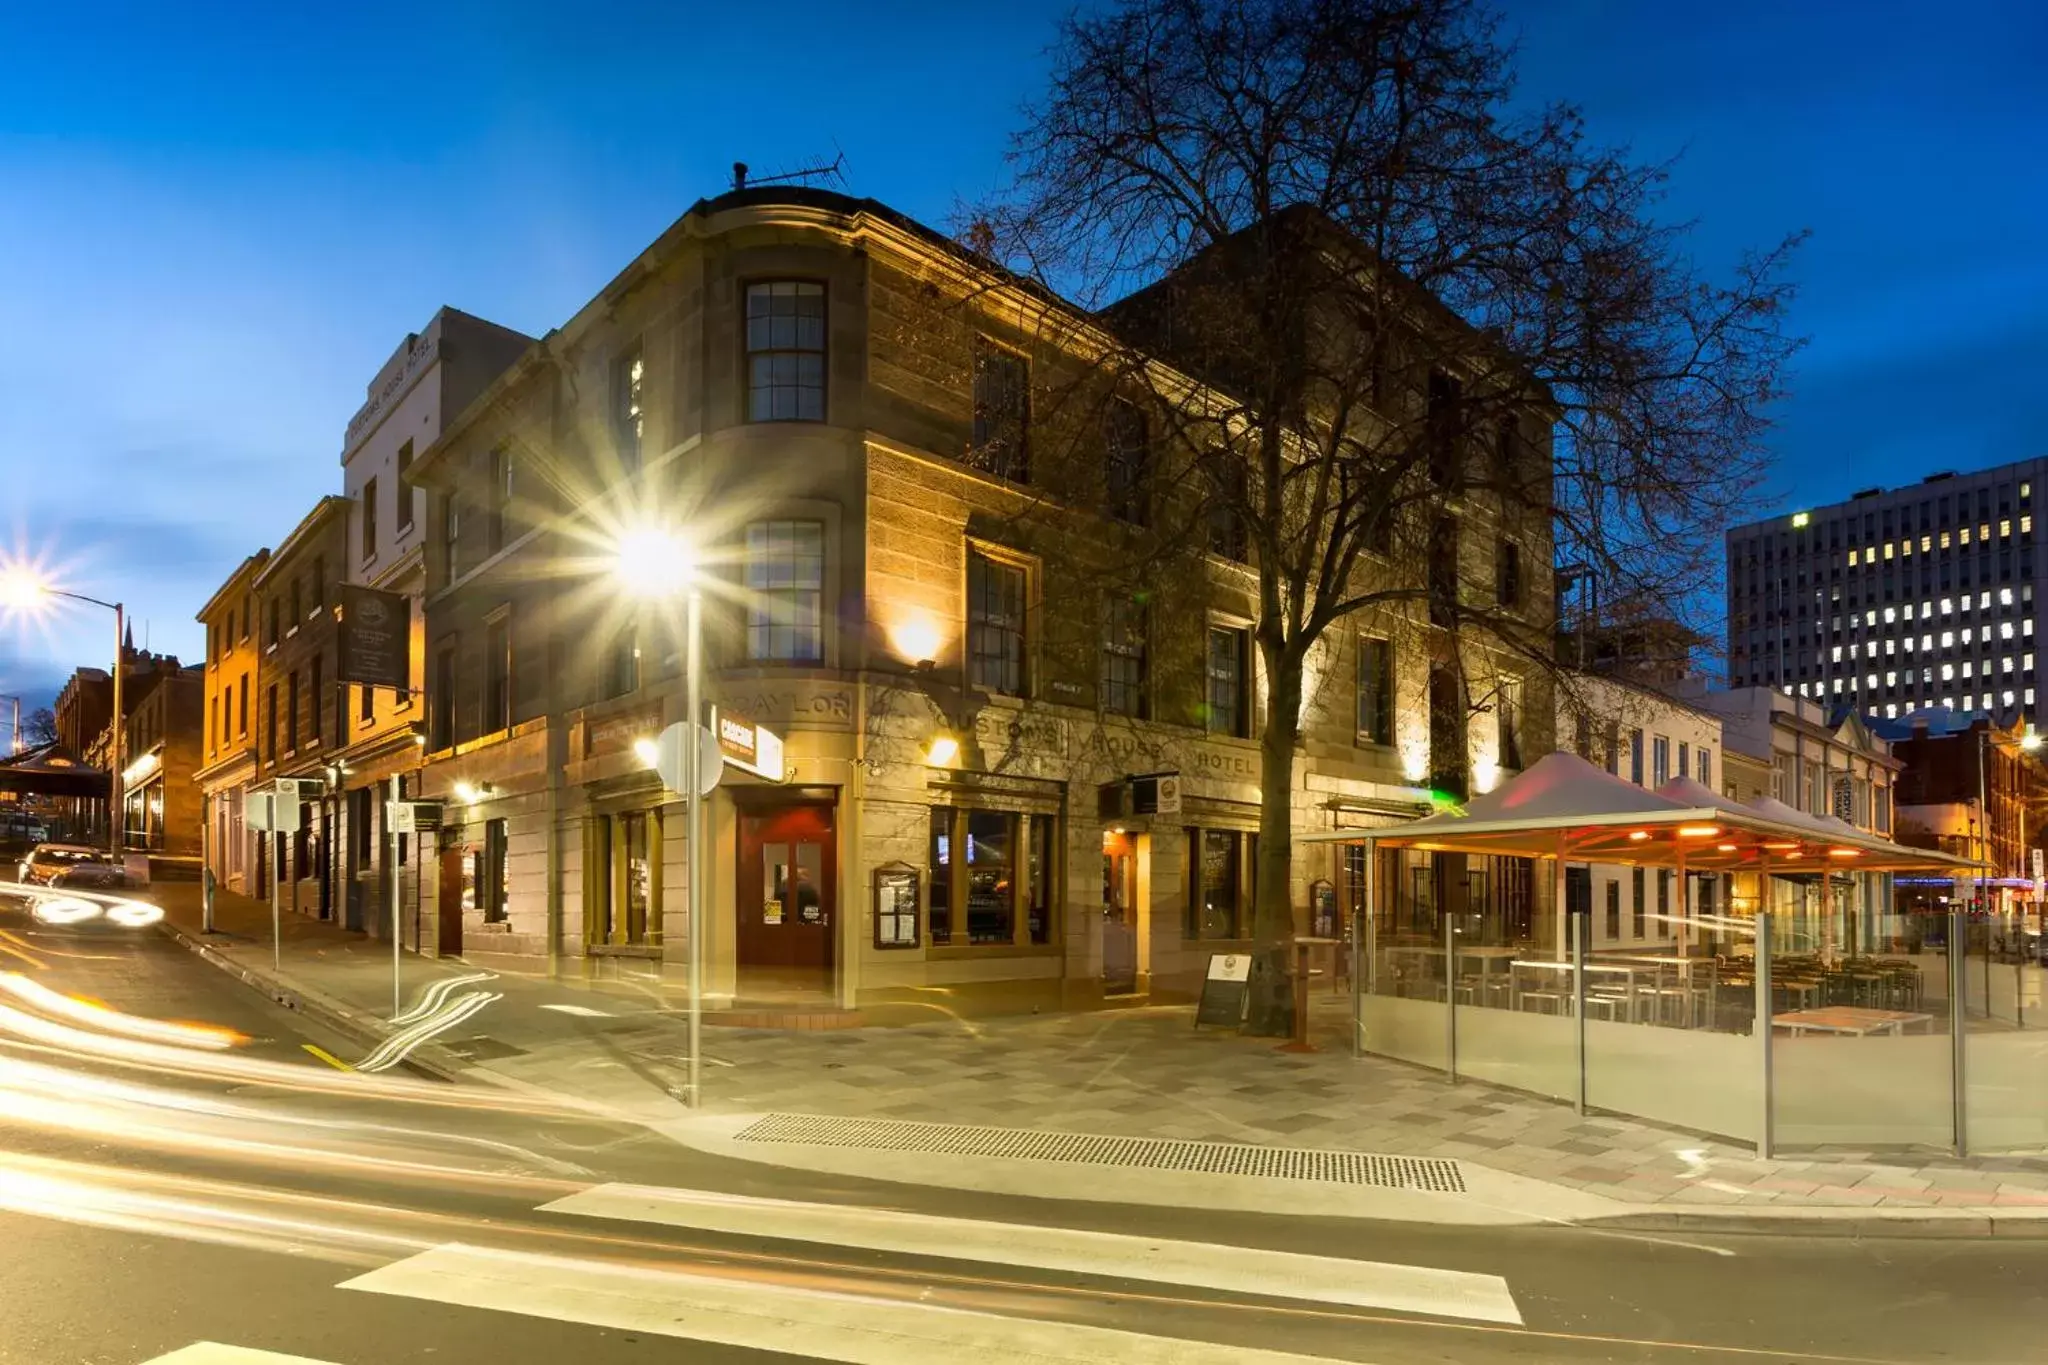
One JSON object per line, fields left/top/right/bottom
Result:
{"left": 453, "top": 780, "right": 495, "bottom": 806}
{"left": 925, "top": 733, "right": 960, "bottom": 767}
{"left": 632, "top": 737, "right": 659, "bottom": 768}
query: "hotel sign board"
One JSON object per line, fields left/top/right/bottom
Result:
{"left": 338, "top": 585, "right": 412, "bottom": 690}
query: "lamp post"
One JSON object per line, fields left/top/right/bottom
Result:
{"left": 1, "top": 573, "right": 124, "bottom": 861}
{"left": 614, "top": 526, "right": 704, "bottom": 1107}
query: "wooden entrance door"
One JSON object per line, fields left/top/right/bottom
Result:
{"left": 437, "top": 848, "right": 464, "bottom": 958}
{"left": 736, "top": 804, "right": 836, "bottom": 998}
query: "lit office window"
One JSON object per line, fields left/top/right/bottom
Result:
{"left": 2002, "top": 588, "right": 2016, "bottom": 606}
{"left": 1883, "top": 607, "right": 1895, "bottom": 623}
{"left": 2003, "top": 622, "right": 2016, "bottom": 640}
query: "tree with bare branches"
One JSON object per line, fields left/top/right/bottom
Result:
{"left": 972, "top": 0, "right": 1803, "bottom": 1023}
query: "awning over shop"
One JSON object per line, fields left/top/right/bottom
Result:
{"left": 1301, "top": 750, "right": 1979, "bottom": 877}
{"left": 0, "top": 743, "right": 109, "bottom": 799}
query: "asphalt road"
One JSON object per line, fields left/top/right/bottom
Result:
{"left": 1, "top": 889, "right": 2045, "bottom": 1365}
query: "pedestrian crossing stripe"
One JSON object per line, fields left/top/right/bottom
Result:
{"left": 139, "top": 1351, "right": 336, "bottom": 1365}
{"left": 543, "top": 1182, "right": 1523, "bottom": 1325}
{"left": 341, "top": 1242, "right": 1371, "bottom": 1365}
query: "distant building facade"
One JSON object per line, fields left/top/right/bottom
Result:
{"left": 1676, "top": 683, "right": 1901, "bottom": 953}
{"left": 191, "top": 309, "right": 530, "bottom": 923}
{"left": 1557, "top": 672, "right": 1724, "bottom": 949}
{"left": 196, "top": 551, "right": 267, "bottom": 892}
{"left": 1727, "top": 459, "right": 2046, "bottom": 729}
{"left": 1876, "top": 709, "right": 2040, "bottom": 924}
{"left": 121, "top": 663, "right": 203, "bottom": 856}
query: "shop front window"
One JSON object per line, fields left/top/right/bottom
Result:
{"left": 1189, "top": 828, "right": 1247, "bottom": 939}
{"left": 965, "top": 809, "right": 1015, "bottom": 944}
{"left": 477, "top": 818, "right": 508, "bottom": 923}
{"left": 589, "top": 811, "right": 657, "bottom": 946}
{"left": 1027, "top": 815, "right": 1053, "bottom": 944}
{"left": 929, "top": 805, "right": 1049, "bottom": 948}
{"left": 623, "top": 811, "right": 651, "bottom": 943}
{"left": 928, "top": 807, "right": 953, "bottom": 946}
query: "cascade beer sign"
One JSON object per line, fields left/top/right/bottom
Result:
{"left": 338, "top": 584, "right": 412, "bottom": 690}
{"left": 712, "top": 708, "right": 786, "bottom": 782}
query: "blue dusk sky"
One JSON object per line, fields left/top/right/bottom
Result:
{"left": 2, "top": 0, "right": 2043, "bottom": 706}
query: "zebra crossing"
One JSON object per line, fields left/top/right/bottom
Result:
{"left": 136, "top": 1183, "right": 1522, "bottom": 1365}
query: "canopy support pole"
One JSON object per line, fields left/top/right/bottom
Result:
{"left": 1757, "top": 851, "right": 1774, "bottom": 1160}
{"left": 1352, "top": 837, "right": 1372, "bottom": 1059}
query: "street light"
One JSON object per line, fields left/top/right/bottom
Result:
{"left": 0, "top": 568, "right": 125, "bottom": 863}
{"left": 612, "top": 525, "right": 705, "bottom": 1109}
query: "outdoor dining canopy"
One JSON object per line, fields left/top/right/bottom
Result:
{"left": 1306, "top": 751, "right": 1992, "bottom": 1159}
{"left": 1306, "top": 750, "right": 1982, "bottom": 877}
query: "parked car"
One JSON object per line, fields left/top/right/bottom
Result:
{"left": 16, "top": 843, "right": 104, "bottom": 886}
{"left": 49, "top": 859, "right": 134, "bottom": 891}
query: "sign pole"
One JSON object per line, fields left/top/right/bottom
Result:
{"left": 685, "top": 585, "right": 704, "bottom": 1109}
{"left": 390, "top": 772, "right": 402, "bottom": 1019}
{"left": 271, "top": 824, "right": 283, "bottom": 973}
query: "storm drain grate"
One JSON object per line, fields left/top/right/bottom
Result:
{"left": 734, "top": 1113, "right": 1465, "bottom": 1193}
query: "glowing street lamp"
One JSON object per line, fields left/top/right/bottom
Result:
{"left": 0, "top": 567, "right": 125, "bottom": 863}
{"left": 613, "top": 525, "right": 696, "bottom": 601}
{"left": 611, "top": 525, "right": 706, "bottom": 1108}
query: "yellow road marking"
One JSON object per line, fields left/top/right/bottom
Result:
{"left": 301, "top": 1043, "right": 355, "bottom": 1072}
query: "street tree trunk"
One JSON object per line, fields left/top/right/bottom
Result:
{"left": 1246, "top": 636, "right": 1306, "bottom": 1035}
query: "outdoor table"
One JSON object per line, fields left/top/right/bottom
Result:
{"left": 1771, "top": 1006, "right": 1935, "bottom": 1037}
{"left": 1509, "top": 959, "right": 1636, "bottom": 1015}
{"left": 1451, "top": 945, "right": 1521, "bottom": 1006}
{"left": 1381, "top": 944, "right": 1446, "bottom": 998}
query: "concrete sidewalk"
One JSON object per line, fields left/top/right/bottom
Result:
{"left": 152, "top": 882, "right": 2048, "bottom": 1231}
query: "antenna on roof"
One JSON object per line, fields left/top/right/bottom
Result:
{"left": 731, "top": 151, "right": 847, "bottom": 193}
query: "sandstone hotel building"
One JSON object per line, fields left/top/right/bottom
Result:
{"left": 401, "top": 186, "right": 1554, "bottom": 1016}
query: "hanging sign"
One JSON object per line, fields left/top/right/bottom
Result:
{"left": 338, "top": 584, "right": 412, "bottom": 689}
